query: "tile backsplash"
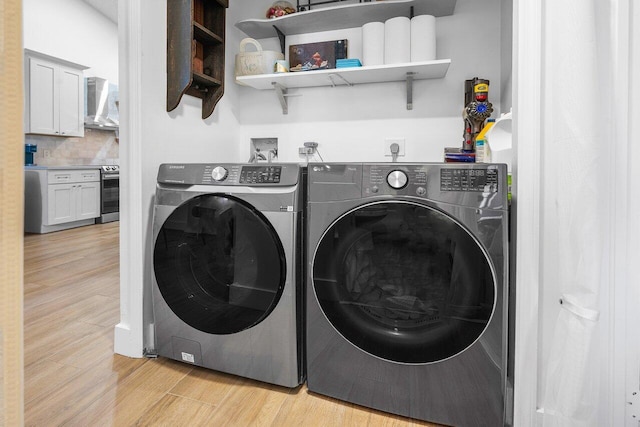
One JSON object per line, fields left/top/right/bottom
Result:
{"left": 26, "top": 128, "right": 119, "bottom": 166}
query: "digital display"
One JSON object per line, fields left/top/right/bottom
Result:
{"left": 239, "top": 166, "right": 282, "bottom": 184}
{"left": 440, "top": 168, "right": 499, "bottom": 192}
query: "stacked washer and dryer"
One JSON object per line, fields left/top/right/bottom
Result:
{"left": 149, "top": 161, "right": 511, "bottom": 425}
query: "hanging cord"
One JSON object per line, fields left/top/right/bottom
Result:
{"left": 390, "top": 143, "right": 400, "bottom": 163}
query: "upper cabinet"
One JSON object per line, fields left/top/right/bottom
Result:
{"left": 167, "top": 0, "right": 229, "bottom": 119}
{"left": 24, "top": 50, "right": 88, "bottom": 137}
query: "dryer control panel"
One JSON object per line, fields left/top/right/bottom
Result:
{"left": 309, "top": 163, "right": 507, "bottom": 209}
{"left": 363, "top": 164, "right": 429, "bottom": 197}
{"left": 440, "top": 168, "right": 499, "bottom": 192}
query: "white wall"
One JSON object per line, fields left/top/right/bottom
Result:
{"left": 23, "top": 0, "right": 119, "bottom": 83}
{"left": 500, "top": 0, "right": 513, "bottom": 112}
{"left": 229, "top": 0, "right": 505, "bottom": 163}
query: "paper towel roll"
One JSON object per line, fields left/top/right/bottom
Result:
{"left": 411, "top": 15, "right": 436, "bottom": 62}
{"left": 384, "top": 16, "right": 411, "bottom": 64}
{"left": 362, "top": 22, "right": 385, "bottom": 66}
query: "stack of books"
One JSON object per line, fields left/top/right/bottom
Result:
{"left": 444, "top": 147, "right": 476, "bottom": 163}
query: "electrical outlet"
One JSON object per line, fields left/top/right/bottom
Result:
{"left": 43, "top": 149, "right": 51, "bottom": 158}
{"left": 384, "top": 138, "right": 405, "bottom": 157}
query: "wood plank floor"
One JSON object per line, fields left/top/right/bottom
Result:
{"left": 23, "top": 222, "right": 444, "bottom": 426}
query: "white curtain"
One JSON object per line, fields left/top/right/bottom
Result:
{"left": 541, "top": 0, "right": 612, "bottom": 425}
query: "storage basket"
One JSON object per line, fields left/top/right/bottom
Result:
{"left": 234, "top": 38, "right": 284, "bottom": 82}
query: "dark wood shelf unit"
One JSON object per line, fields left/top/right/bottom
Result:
{"left": 193, "top": 22, "right": 223, "bottom": 44}
{"left": 167, "top": 0, "right": 228, "bottom": 119}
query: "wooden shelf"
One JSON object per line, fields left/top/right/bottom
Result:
{"left": 192, "top": 71, "right": 222, "bottom": 87}
{"left": 193, "top": 22, "right": 223, "bottom": 45}
{"left": 235, "top": 0, "right": 456, "bottom": 39}
{"left": 167, "top": 0, "right": 227, "bottom": 119}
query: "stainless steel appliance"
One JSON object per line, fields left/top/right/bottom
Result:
{"left": 148, "top": 163, "right": 305, "bottom": 388}
{"left": 306, "top": 163, "right": 511, "bottom": 426}
{"left": 96, "top": 165, "right": 119, "bottom": 223}
{"left": 85, "top": 77, "right": 119, "bottom": 130}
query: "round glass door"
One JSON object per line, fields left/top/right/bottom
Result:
{"left": 154, "top": 194, "right": 286, "bottom": 334}
{"left": 312, "top": 201, "right": 495, "bottom": 364}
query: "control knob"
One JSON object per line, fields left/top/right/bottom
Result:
{"left": 211, "top": 166, "right": 228, "bottom": 182}
{"left": 387, "top": 170, "right": 408, "bottom": 189}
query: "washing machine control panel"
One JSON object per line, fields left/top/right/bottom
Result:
{"left": 239, "top": 166, "right": 282, "bottom": 184}
{"left": 157, "top": 164, "right": 299, "bottom": 186}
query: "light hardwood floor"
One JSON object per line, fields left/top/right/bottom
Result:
{"left": 23, "top": 222, "right": 444, "bottom": 426}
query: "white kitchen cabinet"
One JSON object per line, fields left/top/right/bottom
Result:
{"left": 24, "top": 50, "right": 88, "bottom": 137}
{"left": 47, "top": 181, "right": 100, "bottom": 225}
{"left": 25, "top": 168, "right": 101, "bottom": 233}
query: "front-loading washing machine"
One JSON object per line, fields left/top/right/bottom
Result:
{"left": 306, "top": 163, "right": 510, "bottom": 426}
{"left": 150, "top": 163, "right": 305, "bottom": 388}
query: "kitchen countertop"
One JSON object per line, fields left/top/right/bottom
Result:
{"left": 25, "top": 165, "right": 102, "bottom": 170}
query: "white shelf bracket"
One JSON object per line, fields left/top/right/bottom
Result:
{"left": 406, "top": 72, "right": 415, "bottom": 110}
{"left": 273, "top": 82, "right": 289, "bottom": 115}
{"left": 271, "top": 82, "right": 302, "bottom": 115}
{"left": 328, "top": 73, "right": 353, "bottom": 87}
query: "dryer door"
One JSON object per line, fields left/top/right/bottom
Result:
{"left": 154, "top": 194, "right": 286, "bottom": 334}
{"left": 313, "top": 201, "right": 497, "bottom": 364}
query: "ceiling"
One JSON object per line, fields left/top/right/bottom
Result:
{"left": 82, "top": 0, "right": 118, "bottom": 24}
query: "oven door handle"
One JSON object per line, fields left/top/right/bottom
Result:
{"left": 102, "top": 174, "right": 120, "bottom": 180}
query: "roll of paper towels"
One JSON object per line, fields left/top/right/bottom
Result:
{"left": 362, "top": 22, "right": 385, "bottom": 66}
{"left": 384, "top": 16, "right": 411, "bottom": 64}
{"left": 411, "top": 15, "right": 436, "bottom": 62}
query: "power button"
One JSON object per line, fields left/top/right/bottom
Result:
{"left": 416, "top": 187, "right": 427, "bottom": 196}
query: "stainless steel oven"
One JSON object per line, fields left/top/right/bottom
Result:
{"left": 96, "top": 165, "right": 119, "bottom": 223}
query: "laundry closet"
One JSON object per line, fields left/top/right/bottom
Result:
{"left": 117, "top": 0, "right": 633, "bottom": 425}
{"left": 118, "top": 0, "right": 515, "bottom": 388}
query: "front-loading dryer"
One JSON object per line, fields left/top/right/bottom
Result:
{"left": 306, "top": 163, "right": 510, "bottom": 426}
{"left": 150, "top": 163, "right": 304, "bottom": 388}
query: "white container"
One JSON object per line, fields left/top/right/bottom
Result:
{"left": 234, "top": 38, "right": 284, "bottom": 82}
{"left": 410, "top": 15, "right": 436, "bottom": 62}
{"left": 362, "top": 22, "right": 385, "bottom": 66}
{"left": 485, "top": 110, "right": 513, "bottom": 171}
{"left": 384, "top": 17, "right": 411, "bottom": 64}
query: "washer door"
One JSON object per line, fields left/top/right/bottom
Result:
{"left": 154, "top": 194, "right": 286, "bottom": 334}
{"left": 313, "top": 201, "right": 495, "bottom": 364}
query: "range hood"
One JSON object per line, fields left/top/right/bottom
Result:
{"left": 84, "top": 77, "right": 119, "bottom": 130}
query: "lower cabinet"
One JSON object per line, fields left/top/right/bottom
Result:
{"left": 25, "top": 168, "right": 101, "bottom": 233}
{"left": 47, "top": 181, "right": 100, "bottom": 225}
